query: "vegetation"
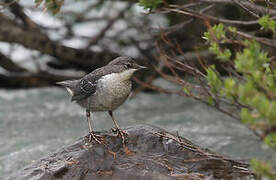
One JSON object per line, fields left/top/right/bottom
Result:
{"left": 140, "top": 0, "right": 276, "bottom": 179}
{"left": 204, "top": 23, "right": 276, "bottom": 180}
{"left": 139, "top": 0, "right": 162, "bottom": 10}
{"left": 204, "top": 23, "right": 276, "bottom": 148}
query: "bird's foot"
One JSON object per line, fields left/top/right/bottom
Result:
{"left": 85, "top": 132, "right": 104, "bottom": 144}
{"left": 112, "top": 128, "right": 128, "bottom": 144}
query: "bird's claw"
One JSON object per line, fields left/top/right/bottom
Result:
{"left": 85, "top": 132, "right": 104, "bottom": 144}
{"left": 112, "top": 128, "right": 128, "bottom": 144}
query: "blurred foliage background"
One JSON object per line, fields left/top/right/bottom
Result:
{"left": 0, "top": 0, "right": 276, "bottom": 179}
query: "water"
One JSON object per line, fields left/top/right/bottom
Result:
{"left": 0, "top": 87, "right": 275, "bottom": 178}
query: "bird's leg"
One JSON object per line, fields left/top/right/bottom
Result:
{"left": 108, "top": 110, "right": 128, "bottom": 143}
{"left": 85, "top": 109, "right": 103, "bottom": 144}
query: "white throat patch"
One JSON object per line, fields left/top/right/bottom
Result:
{"left": 116, "top": 68, "right": 137, "bottom": 81}
{"left": 102, "top": 69, "right": 137, "bottom": 82}
{"left": 65, "top": 87, "right": 74, "bottom": 96}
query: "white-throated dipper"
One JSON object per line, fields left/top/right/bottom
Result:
{"left": 57, "top": 56, "right": 146, "bottom": 144}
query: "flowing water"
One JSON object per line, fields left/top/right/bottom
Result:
{"left": 0, "top": 86, "right": 275, "bottom": 178}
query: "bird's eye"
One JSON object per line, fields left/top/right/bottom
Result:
{"left": 124, "top": 63, "right": 131, "bottom": 69}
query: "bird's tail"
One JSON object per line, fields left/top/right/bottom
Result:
{"left": 56, "top": 80, "right": 78, "bottom": 96}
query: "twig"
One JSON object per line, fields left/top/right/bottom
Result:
{"left": 86, "top": 4, "right": 132, "bottom": 48}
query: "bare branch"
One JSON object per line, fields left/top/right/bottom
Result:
{"left": 86, "top": 4, "right": 132, "bottom": 48}
{"left": 0, "top": 13, "right": 118, "bottom": 71}
{"left": 161, "top": 7, "right": 268, "bottom": 26}
{"left": 0, "top": 71, "right": 79, "bottom": 88}
{"left": 0, "top": 51, "right": 28, "bottom": 73}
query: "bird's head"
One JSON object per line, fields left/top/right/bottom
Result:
{"left": 107, "top": 56, "right": 147, "bottom": 80}
{"left": 108, "top": 56, "right": 146, "bottom": 70}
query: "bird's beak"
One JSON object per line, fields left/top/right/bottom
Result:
{"left": 134, "top": 63, "right": 147, "bottom": 70}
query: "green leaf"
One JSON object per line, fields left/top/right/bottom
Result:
{"left": 268, "top": 101, "right": 276, "bottom": 125}
{"left": 204, "top": 24, "right": 231, "bottom": 62}
{"left": 217, "top": 48, "right": 231, "bottom": 62}
{"left": 207, "top": 96, "right": 215, "bottom": 106}
{"left": 203, "top": 23, "right": 226, "bottom": 41}
{"left": 183, "top": 87, "right": 191, "bottom": 95}
{"left": 250, "top": 159, "right": 275, "bottom": 180}
{"left": 241, "top": 108, "right": 254, "bottom": 124}
{"left": 259, "top": 15, "right": 276, "bottom": 32}
{"left": 139, "top": 0, "right": 162, "bottom": 10}
{"left": 34, "top": 0, "right": 64, "bottom": 14}
{"left": 222, "top": 77, "right": 236, "bottom": 101}
{"left": 264, "top": 133, "right": 276, "bottom": 149}
{"left": 202, "top": 31, "right": 210, "bottom": 41}
{"left": 206, "top": 66, "right": 222, "bottom": 94}
{"left": 208, "top": 42, "right": 231, "bottom": 62}
{"left": 212, "top": 23, "right": 226, "bottom": 40}
{"left": 228, "top": 26, "right": 237, "bottom": 33}
{"left": 235, "top": 40, "right": 269, "bottom": 73}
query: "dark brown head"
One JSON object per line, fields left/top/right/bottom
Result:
{"left": 108, "top": 56, "right": 146, "bottom": 71}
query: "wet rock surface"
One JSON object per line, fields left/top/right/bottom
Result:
{"left": 6, "top": 125, "right": 254, "bottom": 180}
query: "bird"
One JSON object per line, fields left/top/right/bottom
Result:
{"left": 56, "top": 56, "right": 146, "bottom": 144}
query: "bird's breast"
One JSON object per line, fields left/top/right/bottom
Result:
{"left": 99, "top": 73, "right": 132, "bottom": 96}
{"left": 85, "top": 73, "right": 132, "bottom": 111}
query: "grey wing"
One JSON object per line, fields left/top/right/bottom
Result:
{"left": 71, "top": 76, "right": 97, "bottom": 101}
{"left": 71, "top": 65, "right": 117, "bottom": 101}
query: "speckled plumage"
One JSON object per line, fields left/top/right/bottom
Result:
{"left": 57, "top": 56, "right": 142, "bottom": 112}
{"left": 77, "top": 69, "right": 135, "bottom": 111}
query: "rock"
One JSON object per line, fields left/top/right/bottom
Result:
{"left": 6, "top": 124, "right": 254, "bottom": 180}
